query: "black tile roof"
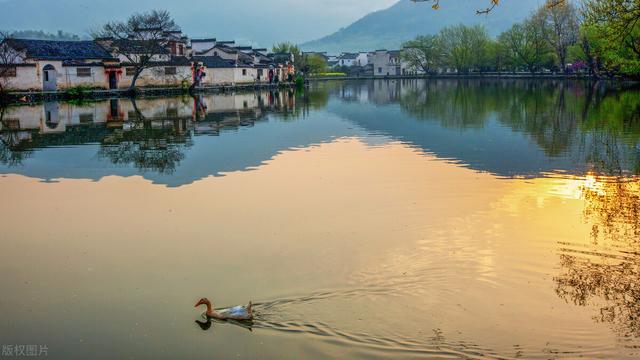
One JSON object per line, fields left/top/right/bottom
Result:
{"left": 121, "top": 56, "right": 192, "bottom": 67}
{"left": 6, "top": 39, "right": 113, "bottom": 60}
{"left": 110, "top": 39, "right": 169, "bottom": 55}
{"left": 340, "top": 53, "right": 359, "bottom": 60}
{"left": 194, "top": 56, "right": 251, "bottom": 68}
{"left": 191, "top": 38, "right": 217, "bottom": 43}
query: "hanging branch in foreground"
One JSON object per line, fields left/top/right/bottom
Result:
{"left": 410, "top": 0, "right": 567, "bottom": 14}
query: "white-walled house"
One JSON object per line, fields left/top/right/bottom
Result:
{"left": 0, "top": 38, "right": 196, "bottom": 91}
{"left": 118, "top": 57, "right": 194, "bottom": 88}
{"left": 191, "top": 38, "right": 217, "bottom": 54}
{"left": 195, "top": 56, "right": 257, "bottom": 85}
{"left": 338, "top": 53, "right": 359, "bottom": 67}
{"left": 337, "top": 52, "right": 370, "bottom": 67}
{"left": 372, "top": 50, "right": 414, "bottom": 77}
{"left": 0, "top": 35, "right": 297, "bottom": 92}
{"left": 0, "top": 39, "right": 118, "bottom": 91}
{"left": 98, "top": 39, "right": 194, "bottom": 88}
{"left": 356, "top": 52, "right": 370, "bottom": 66}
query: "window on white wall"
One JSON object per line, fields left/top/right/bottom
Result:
{"left": 165, "top": 67, "right": 177, "bottom": 76}
{"left": 242, "top": 69, "right": 247, "bottom": 76}
{"left": 76, "top": 68, "right": 91, "bottom": 77}
{"left": 4, "top": 66, "right": 17, "bottom": 77}
{"left": 126, "top": 67, "right": 136, "bottom": 76}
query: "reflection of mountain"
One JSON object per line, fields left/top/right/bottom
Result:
{"left": 1, "top": 80, "right": 640, "bottom": 187}
{"left": 322, "top": 79, "right": 640, "bottom": 178}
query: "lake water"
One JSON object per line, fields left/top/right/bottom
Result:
{"left": 1, "top": 79, "right": 640, "bottom": 359}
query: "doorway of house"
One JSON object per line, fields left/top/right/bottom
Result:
{"left": 43, "top": 64, "right": 57, "bottom": 91}
{"left": 109, "top": 72, "right": 118, "bottom": 90}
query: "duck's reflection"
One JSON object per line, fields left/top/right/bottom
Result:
{"left": 195, "top": 317, "right": 254, "bottom": 332}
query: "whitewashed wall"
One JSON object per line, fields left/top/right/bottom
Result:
{"left": 118, "top": 65, "right": 192, "bottom": 88}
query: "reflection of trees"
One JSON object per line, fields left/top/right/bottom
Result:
{"left": 392, "top": 79, "right": 640, "bottom": 173}
{"left": 98, "top": 107, "right": 193, "bottom": 175}
{"left": 0, "top": 132, "right": 33, "bottom": 166}
{"left": 555, "top": 177, "right": 640, "bottom": 337}
{"left": 399, "top": 79, "right": 498, "bottom": 129}
{"left": 0, "top": 106, "right": 33, "bottom": 166}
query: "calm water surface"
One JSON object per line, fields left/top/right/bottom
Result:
{"left": 1, "top": 79, "right": 640, "bottom": 359}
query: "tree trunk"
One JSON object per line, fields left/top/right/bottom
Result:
{"left": 128, "top": 69, "right": 143, "bottom": 94}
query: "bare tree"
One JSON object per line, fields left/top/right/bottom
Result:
{"left": 0, "top": 31, "right": 21, "bottom": 95}
{"left": 94, "top": 10, "right": 179, "bottom": 93}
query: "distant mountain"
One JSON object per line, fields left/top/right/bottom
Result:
{"left": 302, "top": 0, "right": 545, "bottom": 53}
{"left": 9, "top": 30, "right": 84, "bottom": 41}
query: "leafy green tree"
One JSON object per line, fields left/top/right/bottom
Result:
{"left": 304, "top": 54, "right": 328, "bottom": 74}
{"left": 439, "top": 24, "right": 490, "bottom": 73}
{"left": 582, "top": 0, "right": 640, "bottom": 76}
{"left": 569, "top": 25, "right": 606, "bottom": 76}
{"left": 401, "top": 35, "right": 443, "bottom": 74}
{"left": 499, "top": 15, "right": 553, "bottom": 73}
{"left": 486, "top": 39, "right": 508, "bottom": 72}
{"left": 272, "top": 42, "right": 303, "bottom": 70}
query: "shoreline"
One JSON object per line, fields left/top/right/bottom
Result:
{"left": 2, "top": 74, "right": 637, "bottom": 105}
{"left": 308, "top": 73, "right": 638, "bottom": 81}
{"left": 1, "top": 82, "right": 298, "bottom": 106}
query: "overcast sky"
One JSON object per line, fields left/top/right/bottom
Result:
{"left": 0, "top": 0, "right": 399, "bottom": 46}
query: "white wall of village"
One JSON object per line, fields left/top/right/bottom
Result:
{"left": 201, "top": 67, "right": 258, "bottom": 85}
{"left": 3, "top": 38, "right": 296, "bottom": 90}
{"left": 8, "top": 63, "right": 286, "bottom": 90}
{"left": 8, "top": 61, "right": 112, "bottom": 91}
{"left": 118, "top": 65, "right": 193, "bottom": 88}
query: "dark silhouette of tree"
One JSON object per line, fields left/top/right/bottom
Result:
{"left": 94, "top": 10, "right": 179, "bottom": 92}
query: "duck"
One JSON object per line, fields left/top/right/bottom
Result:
{"left": 195, "top": 298, "right": 253, "bottom": 321}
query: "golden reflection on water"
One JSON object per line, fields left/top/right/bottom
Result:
{"left": 1, "top": 137, "right": 639, "bottom": 358}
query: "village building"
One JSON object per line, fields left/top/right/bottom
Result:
{"left": 373, "top": 49, "right": 414, "bottom": 76}
{"left": 193, "top": 56, "right": 257, "bottom": 85}
{"left": 337, "top": 53, "right": 359, "bottom": 67}
{"left": 95, "top": 38, "right": 194, "bottom": 89}
{"left": 1, "top": 30, "right": 296, "bottom": 92}
{"left": 0, "top": 39, "right": 119, "bottom": 91}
